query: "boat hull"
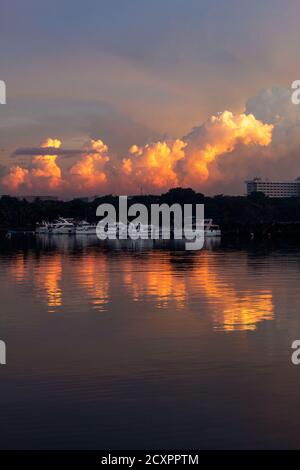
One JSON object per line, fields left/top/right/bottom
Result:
{"left": 75, "top": 227, "right": 97, "bottom": 235}
{"left": 49, "top": 228, "right": 75, "bottom": 235}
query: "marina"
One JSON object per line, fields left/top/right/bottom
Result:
{"left": 34, "top": 217, "right": 222, "bottom": 239}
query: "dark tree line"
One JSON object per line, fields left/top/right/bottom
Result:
{"left": 1, "top": 188, "right": 300, "bottom": 230}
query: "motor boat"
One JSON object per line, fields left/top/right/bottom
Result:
{"left": 183, "top": 218, "right": 221, "bottom": 239}
{"left": 45, "top": 217, "right": 75, "bottom": 235}
{"left": 35, "top": 221, "right": 50, "bottom": 234}
{"left": 204, "top": 219, "right": 221, "bottom": 237}
{"left": 75, "top": 220, "right": 97, "bottom": 235}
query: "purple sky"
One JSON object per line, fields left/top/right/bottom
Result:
{"left": 1, "top": 0, "right": 300, "bottom": 195}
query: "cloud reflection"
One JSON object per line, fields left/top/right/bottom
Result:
{"left": 7, "top": 241, "right": 274, "bottom": 330}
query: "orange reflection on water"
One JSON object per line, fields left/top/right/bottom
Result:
{"left": 10, "top": 254, "right": 27, "bottom": 282}
{"left": 34, "top": 254, "right": 62, "bottom": 311}
{"left": 193, "top": 252, "right": 274, "bottom": 331}
{"left": 7, "top": 244, "right": 275, "bottom": 330}
{"left": 123, "top": 251, "right": 274, "bottom": 331}
{"left": 221, "top": 293, "right": 274, "bottom": 331}
{"left": 74, "top": 252, "right": 109, "bottom": 311}
{"left": 123, "top": 255, "right": 186, "bottom": 309}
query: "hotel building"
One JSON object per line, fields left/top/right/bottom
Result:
{"left": 245, "top": 178, "right": 300, "bottom": 198}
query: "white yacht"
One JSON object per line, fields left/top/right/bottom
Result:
{"left": 35, "top": 221, "right": 50, "bottom": 234}
{"left": 183, "top": 218, "right": 221, "bottom": 239}
{"left": 128, "top": 222, "right": 170, "bottom": 238}
{"left": 104, "top": 222, "right": 128, "bottom": 238}
{"left": 48, "top": 218, "right": 75, "bottom": 235}
{"left": 75, "top": 220, "right": 97, "bottom": 235}
{"left": 125, "top": 220, "right": 221, "bottom": 239}
{"left": 128, "top": 222, "right": 153, "bottom": 238}
{"left": 204, "top": 219, "right": 221, "bottom": 237}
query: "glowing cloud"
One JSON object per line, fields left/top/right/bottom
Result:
{"left": 182, "top": 111, "right": 273, "bottom": 186}
{"left": 121, "top": 139, "right": 186, "bottom": 192}
{"left": 2, "top": 138, "right": 63, "bottom": 193}
{"left": 69, "top": 139, "right": 110, "bottom": 192}
{"left": 31, "top": 138, "right": 63, "bottom": 190}
{"left": 2, "top": 166, "right": 30, "bottom": 192}
{"left": 1, "top": 108, "right": 274, "bottom": 196}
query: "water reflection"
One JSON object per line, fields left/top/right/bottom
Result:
{"left": 123, "top": 255, "right": 187, "bottom": 309}
{"left": 4, "top": 236, "right": 300, "bottom": 449}
{"left": 9, "top": 253, "right": 26, "bottom": 283}
{"left": 34, "top": 253, "right": 62, "bottom": 311}
{"left": 5, "top": 235, "right": 275, "bottom": 331}
{"left": 192, "top": 254, "right": 274, "bottom": 331}
{"left": 73, "top": 252, "right": 109, "bottom": 312}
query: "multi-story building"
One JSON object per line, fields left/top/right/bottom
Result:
{"left": 245, "top": 177, "right": 300, "bottom": 198}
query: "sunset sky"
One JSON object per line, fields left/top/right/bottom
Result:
{"left": 1, "top": 0, "right": 300, "bottom": 196}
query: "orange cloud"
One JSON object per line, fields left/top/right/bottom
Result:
{"left": 183, "top": 111, "right": 273, "bottom": 186}
{"left": 31, "top": 138, "right": 63, "bottom": 190}
{"left": 2, "top": 166, "right": 30, "bottom": 192}
{"left": 69, "top": 139, "right": 109, "bottom": 192}
{"left": 1, "top": 110, "right": 273, "bottom": 196}
{"left": 121, "top": 139, "right": 186, "bottom": 192}
{"left": 2, "top": 138, "right": 64, "bottom": 193}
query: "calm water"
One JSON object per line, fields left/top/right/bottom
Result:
{"left": 0, "top": 235, "right": 300, "bottom": 449}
